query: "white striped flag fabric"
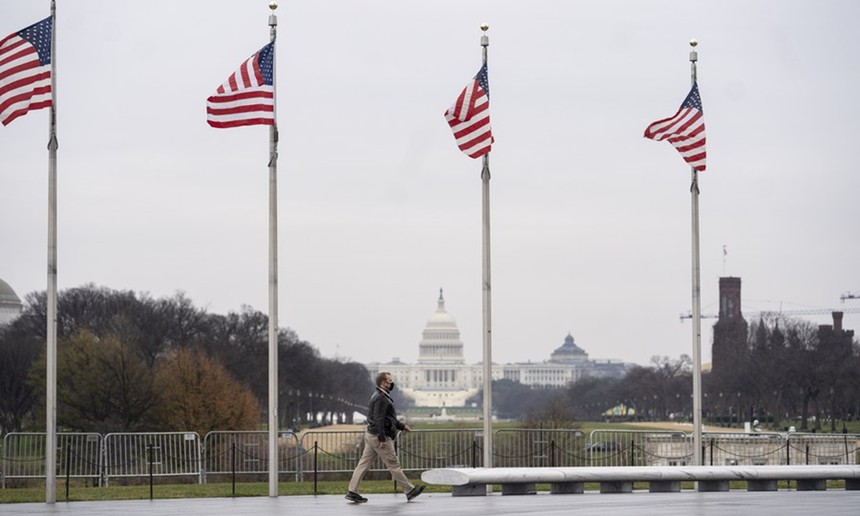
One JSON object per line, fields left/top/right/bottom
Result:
{"left": 445, "top": 63, "right": 493, "bottom": 159}
{"left": 207, "top": 43, "right": 275, "bottom": 129}
{"left": 644, "top": 82, "right": 706, "bottom": 172}
{"left": 0, "top": 17, "right": 52, "bottom": 127}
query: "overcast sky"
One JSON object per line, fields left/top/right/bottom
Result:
{"left": 3, "top": 1, "right": 859, "bottom": 368}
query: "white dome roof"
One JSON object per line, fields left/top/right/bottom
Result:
{"left": 0, "top": 278, "right": 23, "bottom": 326}
{"left": 418, "top": 289, "right": 465, "bottom": 364}
{"left": 426, "top": 300, "right": 458, "bottom": 328}
{"left": 0, "top": 278, "right": 21, "bottom": 305}
{"left": 424, "top": 289, "right": 459, "bottom": 329}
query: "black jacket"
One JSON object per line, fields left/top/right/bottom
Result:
{"left": 366, "top": 387, "right": 404, "bottom": 442}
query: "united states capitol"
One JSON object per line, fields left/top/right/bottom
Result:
{"left": 365, "top": 289, "right": 629, "bottom": 416}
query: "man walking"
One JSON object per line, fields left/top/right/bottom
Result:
{"left": 346, "top": 372, "right": 425, "bottom": 503}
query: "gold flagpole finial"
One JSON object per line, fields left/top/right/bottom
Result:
{"left": 269, "top": 1, "right": 278, "bottom": 11}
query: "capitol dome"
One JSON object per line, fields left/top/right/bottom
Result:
{"left": 0, "top": 279, "right": 23, "bottom": 327}
{"left": 417, "top": 289, "right": 465, "bottom": 364}
{"left": 425, "top": 297, "right": 459, "bottom": 328}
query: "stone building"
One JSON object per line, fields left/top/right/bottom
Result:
{"left": 366, "top": 290, "right": 628, "bottom": 408}
{"left": 0, "top": 278, "right": 23, "bottom": 327}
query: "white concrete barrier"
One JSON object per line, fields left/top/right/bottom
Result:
{"left": 421, "top": 465, "right": 860, "bottom": 495}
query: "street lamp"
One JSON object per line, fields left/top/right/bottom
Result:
{"left": 718, "top": 392, "right": 723, "bottom": 427}
{"left": 736, "top": 392, "right": 741, "bottom": 428}
{"left": 653, "top": 394, "right": 658, "bottom": 420}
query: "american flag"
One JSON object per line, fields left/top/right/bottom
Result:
{"left": 207, "top": 43, "right": 275, "bottom": 128}
{"left": 644, "top": 82, "right": 706, "bottom": 172}
{"left": 0, "top": 17, "right": 52, "bottom": 127}
{"left": 445, "top": 63, "right": 493, "bottom": 159}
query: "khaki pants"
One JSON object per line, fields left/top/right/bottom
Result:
{"left": 348, "top": 432, "right": 414, "bottom": 494}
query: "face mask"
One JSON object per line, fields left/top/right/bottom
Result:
{"left": 389, "top": 382, "right": 396, "bottom": 392}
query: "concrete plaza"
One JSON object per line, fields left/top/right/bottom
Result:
{"left": 4, "top": 490, "right": 860, "bottom": 516}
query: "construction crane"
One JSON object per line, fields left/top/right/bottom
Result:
{"left": 841, "top": 291, "right": 860, "bottom": 302}
{"left": 679, "top": 307, "right": 860, "bottom": 321}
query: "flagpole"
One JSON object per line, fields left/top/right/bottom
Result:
{"left": 266, "top": 0, "right": 280, "bottom": 498}
{"left": 688, "top": 38, "right": 703, "bottom": 467}
{"left": 478, "top": 23, "right": 493, "bottom": 472}
{"left": 45, "top": 0, "right": 58, "bottom": 504}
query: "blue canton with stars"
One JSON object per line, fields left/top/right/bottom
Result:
{"left": 18, "top": 17, "right": 52, "bottom": 66}
{"left": 681, "top": 82, "right": 703, "bottom": 112}
{"left": 257, "top": 42, "right": 274, "bottom": 86}
{"left": 475, "top": 63, "right": 490, "bottom": 98}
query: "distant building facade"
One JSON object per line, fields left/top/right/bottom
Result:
{"left": 0, "top": 279, "right": 23, "bottom": 327}
{"left": 366, "top": 290, "right": 629, "bottom": 408}
{"left": 710, "top": 275, "right": 855, "bottom": 375}
{"left": 817, "top": 310, "right": 855, "bottom": 360}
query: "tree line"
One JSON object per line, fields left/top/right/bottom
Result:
{"left": 477, "top": 316, "right": 859, "bottom": 431}
{"left": 4, "top": 286, "right": 857, "bottom": 435}
{"left": 0, "top": 285, "right": 373, "bottom": 437}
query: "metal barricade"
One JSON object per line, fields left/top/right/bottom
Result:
{"left": 702, "top": 432, "right": 785, "bottom": 466}
{"left": 103, "top": 432, "right": 201, "bottom": 486}
{"left": 400, "top": 428, "right": 482, "bottom": 471}
{"left": 299, "top": 430, "right": 366, "bottom": 475}
{"left": 2, "top": 433, "right": 46, "bottom": 488}
{"left": 785, "top": 433, "right": 859, "bottom": 465}
{"left": 202, "top": 430, "right": 302, "bottom": 482}
{"left": 4, "top": 427, "right": 858, "bottom": 489}
{"left": 2, "top": 432, "right": 102, "bottom": 488}
{"left": 59, "top": 433, "right": 103, "bottom": 485}
{"left": 588, "top": 429, "right": 689, "bottom": 466}
{"left": 638, "top": 432, "right": 692, "bottom": 466}
{"left": 494, "top": 428, "right": 587, "bottom": 467}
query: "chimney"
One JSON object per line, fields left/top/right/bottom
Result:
{"left": 832, "top": 311, "right": 844, "bottom": 333}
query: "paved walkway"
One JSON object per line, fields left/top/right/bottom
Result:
{"left": 4, "top": 490, "right": 860, "bottom": 516}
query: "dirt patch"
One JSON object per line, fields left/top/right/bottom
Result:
{"left": 625, "top": 421, "right": 746, "bottom": 433}
{"left": 293, "top": 424, "right": 368, "bottom": 454}
{"left": 296, "top": 423, "right": 365, "bottom": 440}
